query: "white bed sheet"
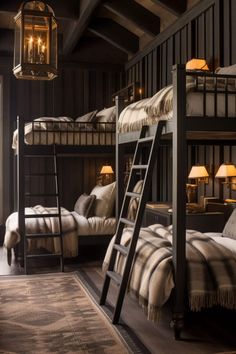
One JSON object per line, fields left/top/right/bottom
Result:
{"left": 205, "top": 232, "right": 236, "bottom": 257}
{"left": 71, "top": 212, "right": 116, "bottom": 236}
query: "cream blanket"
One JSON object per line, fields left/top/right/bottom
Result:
{"left": 4, "top": 205, "right": 78, "bottom": 263}
{"left": 103, "top": 224, "right": 236, "bottom": 321}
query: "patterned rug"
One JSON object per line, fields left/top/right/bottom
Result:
{"left": 0, "top": 272, "right": 143, "bottom": 354}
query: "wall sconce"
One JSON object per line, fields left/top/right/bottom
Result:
{"left": 13, "top": 0, "right": 58, "bottom": 80}
{"left": 188, "top": 165, "right": 209, "bottom": 184}
{"left": 215, "top": 163, "right": 236, "bottom": 187}
{"left": 100, "top": 165, "right": 114, "bottom": 185}
{"left": 187, "top": 165, "right": 209, "bottom": 204}
{"left": 186, "top": 58, "right": 209, "bottom": 71}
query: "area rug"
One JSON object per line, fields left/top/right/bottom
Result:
{"left": 0, "top": 272, "right": 144, "bottom": 354}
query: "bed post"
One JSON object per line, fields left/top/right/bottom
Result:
{"left": 115, "top": 95, "right": 125, "bottom": 219}
{"left": 171, "top": 64, "right": 187, "bottom": 339}
{"left": 17, "top": 116, "right": 25, "bottom": 269}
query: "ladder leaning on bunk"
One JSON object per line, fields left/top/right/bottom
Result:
{"left": 99, "top": 121, "right": 166, "bottom": 324}
{"left": 17, "top": 116, "right": 64, "bottom": 274}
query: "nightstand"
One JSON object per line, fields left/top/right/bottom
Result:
{"left": 143, "top": 203, "right": 226, "bottom": 233}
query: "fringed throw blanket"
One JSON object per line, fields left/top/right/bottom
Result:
{"left": 103, "top": 224, "right": 236, "bottom": 321}
{"left": 4, "top": 205, "right": 78, "bottom": 264}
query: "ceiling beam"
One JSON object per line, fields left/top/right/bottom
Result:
{"left": 102, "top": 0, "right": 160, "bottom": 36}
{"left": 63, "top": 0, "right": 101, "bottom": 56}
{"left": 88, "top": 18, "right": 139, "bottom": 54}
{"left": 149, "top": 0, "right": 187, "bottom": 16}
{"left": 0, "top": 0, "right": 79, "bottom": 20}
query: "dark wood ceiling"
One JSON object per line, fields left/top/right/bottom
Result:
{"left": 0, "top": 0, "right": 201, "bottom": 64}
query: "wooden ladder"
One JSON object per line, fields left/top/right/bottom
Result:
{"left": 100, "top": 121, "right": 165, "bottom": 323}
{"left": 23, "top": 145, "right": 64, "bottom": 274}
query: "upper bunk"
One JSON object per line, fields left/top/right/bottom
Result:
{"left": 116, "top": 64, "right": 236, "bottom": 147}
{"left": 14, "top": 106, "right": 116, "bottom": 156}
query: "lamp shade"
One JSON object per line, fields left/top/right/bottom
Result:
{"left": 100, "top": 165, "right": 114, "bottom": 174}
{"left": 186, "top": 58, "right": 209, "bottom": 71}
{"left": 13, "top": 0, "right": 57, "bottom": 80}
{"left": 188, "top": 165, "right": 209, "bottom": 179}
{"left": 215, "top": 163, "right": 236, "bottom": 178}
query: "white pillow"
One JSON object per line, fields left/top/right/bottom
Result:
{"left": 222, "top": 208, "right": 236, "bottom": 239}
{"left": 90, "top": 182, "right": 116, "bottom": 217}
{"left": 215, "top": 64, "right": 236, "bottom": 75}
{"left": 96, "top": 106, "right": 116, "bottom": 131}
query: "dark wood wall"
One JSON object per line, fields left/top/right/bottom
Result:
{"left": 0, "top": 58, "right": 123, "bottom": 220}
{"left": 124, "top": 0, "right": 236, "bottom": 203}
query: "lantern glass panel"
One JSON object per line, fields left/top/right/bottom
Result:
{"left": 23, "top": 14, "right": 49, "bottom": 65}
{"left": 51, "top": 17, "right": 57, "bottom": 70}
{"left": 14, "top": 16, "right": 21, "bottom": 69}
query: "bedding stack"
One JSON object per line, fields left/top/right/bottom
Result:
{"left": 103, "top": 212, "right": 236, "bottom": 321}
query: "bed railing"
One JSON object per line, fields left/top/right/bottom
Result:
{"left": 16, "top": 119, "right": 116, "bottom": 147}
{"left": 185, "top": 70, "right": 236, "bottom": 119}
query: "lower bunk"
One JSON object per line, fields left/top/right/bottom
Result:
{"left": 4, "top": 181, "right": 117, "bottom": 269}
{"left": 103, "top": 208, "right": 236, "bottom": 334}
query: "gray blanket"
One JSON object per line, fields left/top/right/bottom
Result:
{"left": 103, "top": 224, "right": 236, "bottom": 321}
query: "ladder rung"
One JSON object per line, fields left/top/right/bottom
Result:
{"left": 113, "top": 244, "right": 128, "bottom": 256}
{"left": 26, "top": 253, "right": 62, "bottom": 259}
{"left": 107, "top": 271, "right": 122, "bottom": 285}
{"left": 25, "top": 173, "right": 56, "bottom": 177}
{"left": 25, "top": 154, "right": 55, "bottom": 158}
{"left": 26, "top": 233, "right": 61, "bottom": 239}
{"left": 138, "top": 136, "right": 154, "bottom": 143}
{"left": 120, "top": 217, "right": 134, "bottom": 226}
{"left": 126, "top": 191, "right": 141, "bottom": 198}
{"left": 132, "top": 164, "right": 148, "bottom": 169}
{"left": 25, "top": 213, "right": 60, "bottom": 218}
{"left": 25, "top": 193, "right": 59, "bottom": 197}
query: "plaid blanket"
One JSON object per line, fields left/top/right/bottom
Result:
{"left": 103, "top": 224, "right": 236, "bottom": 321}
{"left": 4, "top": 205, "right": 78, "bottom": 264}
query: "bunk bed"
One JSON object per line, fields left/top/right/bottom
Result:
{"left": 108, "top": 64, "right": 236, "bottom": 337}
{"left": 6, "top": 108, "right": 117, "bottom": 272}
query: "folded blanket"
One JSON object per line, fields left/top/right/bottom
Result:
{"left": 103, "top": 224, "right": 236, "bottom": 321}
{"left": 4, "top": 205, "right": 78, "bottom": 263}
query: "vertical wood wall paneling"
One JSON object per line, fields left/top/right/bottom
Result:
{"left": 148, "top": 52, "right": 153, "bottom": 97}
{"left": 167, "top": 37, "right": 173, "bottom": 85}
{"left": 213, "top": 0, "right": 223, "bottom": 67}
{"left": 83, "top": 69, "right": 90, "bottom": 113}
{"left": 230, "top": 0, "right": 236, "bottom": 63}
{"left": 223, "top": 0, "right": 231, "bottom": 66}
{"left": 180, "top": 26, "right": 187, "bottom": 65}
{"left": 205, "top": 6, "right": 214, "bottom": 67}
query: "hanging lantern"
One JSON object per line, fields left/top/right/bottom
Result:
{"left": 13, "top": 0, "right": 58, "bottom": 80}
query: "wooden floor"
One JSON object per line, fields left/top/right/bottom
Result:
{"left": 1, "top": 246, "right": 236, "bottom": 354}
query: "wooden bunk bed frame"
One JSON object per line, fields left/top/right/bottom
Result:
{"left": 115, "top": 64, "right": 236, "bottom": 336}
{"left": 15, "top": 116, "right": 116, "bottom": 271}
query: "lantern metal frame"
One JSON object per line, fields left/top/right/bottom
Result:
{"left": 13, "top": 0, "right": 58, "bottom": 80}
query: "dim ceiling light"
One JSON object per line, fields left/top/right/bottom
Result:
{"left": 13, "top": 0, "right": 58, "bottom": 81}
{"left": 186, "top": 58, "right": 209, "bottom": 71}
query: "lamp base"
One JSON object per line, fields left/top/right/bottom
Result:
{"left": 186, "top": 183, "right": 197, "bottom": 203}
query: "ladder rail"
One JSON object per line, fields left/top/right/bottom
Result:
{"left": 21, "top": 144, "right": 64, "bottom": 273}
{"left": 100, "top": 121, "right": 166, "bottom": 323}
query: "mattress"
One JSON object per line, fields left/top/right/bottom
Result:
{"left": 118, "top": 86, "right": 236, "bottom": 134}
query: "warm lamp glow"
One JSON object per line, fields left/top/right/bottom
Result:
{"left": 13, "top": 0, "right": 58, "bottom": 80}
{"left": 100, "top": 165, "right": 114, "bottom": 175}
{"left": 188, "top": 165, "right": 209, "bottom": 181}
{"left": 186, "top": 58, "right": 209, "bottom": 71}
{"left": 215, "top": 163, "right": 236, "bottom": 178}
